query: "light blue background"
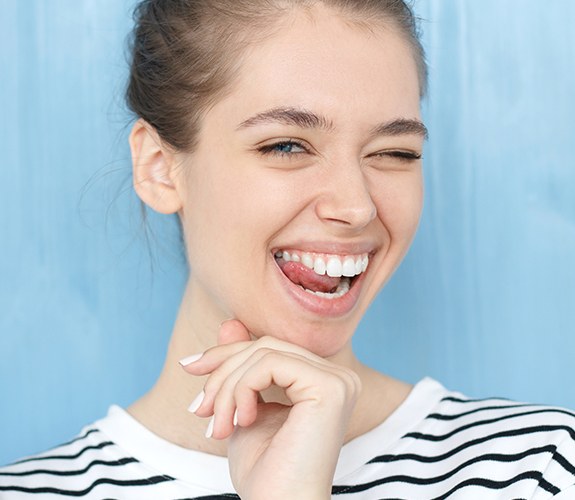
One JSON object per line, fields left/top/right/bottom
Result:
{"left": 1, "top": 1, "right": 574, "bottom": 465}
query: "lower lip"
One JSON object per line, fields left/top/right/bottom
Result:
{"left": 273, "top": 257, "right": 367, "bottom": 317}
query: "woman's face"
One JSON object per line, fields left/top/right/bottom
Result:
{"left": 177, "top": 6, "right": 425, "bottom": 357}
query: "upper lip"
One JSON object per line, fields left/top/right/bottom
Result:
{"left": 271, "top": 240, "right": 378, "bottom": 257}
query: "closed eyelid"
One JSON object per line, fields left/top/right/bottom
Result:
{"left": 374, "top": 149, "right": 422, "bottom": 158}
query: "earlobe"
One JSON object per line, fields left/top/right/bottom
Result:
{"left": 129, "top": 119, "right": 183, "bottom": 214}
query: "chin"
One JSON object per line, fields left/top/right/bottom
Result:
{"left": 247, "top": 316, "right": 358, "bottom": 359}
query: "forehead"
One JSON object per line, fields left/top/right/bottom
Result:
{"left": 213, "top": 4, "right": 421, "bottom": 129}
{"left": 201, "top": 4, "right": 420, "bottom": 139}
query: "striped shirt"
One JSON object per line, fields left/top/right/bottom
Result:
{"left": 1, "top": 378, "right": 575, "bottom": 499}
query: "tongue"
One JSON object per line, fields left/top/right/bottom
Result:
{"left": 278, "top": 260, "right": 341, "bottom": 293}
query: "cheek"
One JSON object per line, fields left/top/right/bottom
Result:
{"left": 180, "top": 162, "right": 304, "bottom": 274}
{"left": 371, "top": 171, "right": 424, "bottom": 240}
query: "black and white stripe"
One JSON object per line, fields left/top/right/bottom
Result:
{"left": 332, "top": 395, "right": 575, "bottom": 498}
{"left": 1, "top": 428, "right": 178, "bottom": 499}
{"left": 2, "top": 380, "right": 574, "bottom": 499}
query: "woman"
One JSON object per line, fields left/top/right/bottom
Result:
{"left": 1, "top": 0, "right": 574, "bottom": 498}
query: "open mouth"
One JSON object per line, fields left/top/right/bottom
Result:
{"left": 274, "top": 250, "right": 369, "bottom": 300}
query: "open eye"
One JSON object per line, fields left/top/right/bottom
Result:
{"left": 257, "top": 140, "right": 309, "bottom": 158}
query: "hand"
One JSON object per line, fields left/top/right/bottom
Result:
{"left": 182, "top": 320, "right": 362, "bottom": 500}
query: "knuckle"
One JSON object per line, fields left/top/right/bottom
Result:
{"left": 232, "top": 382, "right": 242, "bottom": 401}
{"left": 346, "top": 369, "right": 362, "bottom": 393}
{"left": 203, "top": 367, "right": 227, "bottom": 394}
{"left": 257, "top": 346, "right": 275, "bottom": 356}
{"left": 332, "top": 369, "right": 362, "bottom": 401}
{"left": 249, "top": 346, "right": 276, "bottom": 362}
{"left": 255, "top": 335, "right": 278, "bottom": 349}
{"left": 213, "top": 378, "right": 237, "bottom": 411}
{"left": 258, "top": 349, "right": 282, "bottom": 366}
{"left": 323, "top": 374, "right": 350, "bottom": 403}
{"left": 212, "top": 390, "right": 224, "bottom": 413}
{"left": 233, "top": 381, "right": 252, "bottom": 403}
{"left": 203, "top": 374, "right": 219, "bottom": 394}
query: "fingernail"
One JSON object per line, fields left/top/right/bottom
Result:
{"left": 205, "top": 416, "right": 215, "bottom": 438}
{"left": 179, "top": 353, "right": 203, "bottom": 367}
{"left": 233, "top": 408, "right": 238, "bottom": 427}
{"left": 187, "top": 390, "right": 205, "bottom": 413}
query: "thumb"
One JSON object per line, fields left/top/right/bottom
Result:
{"left": 218, "top": 319, "right": 252, "bottom": 346}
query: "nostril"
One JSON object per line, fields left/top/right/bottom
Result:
{"left": 320, "top": 206, "right": 376, "bottom": 228}
{"left": 314, "top": 174, "right": 376, "bottom": 229}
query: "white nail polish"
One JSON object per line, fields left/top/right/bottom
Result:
{"left": 233, "top": 408, "right": 238, "bottom": 427}
{"left": 187, "top": 390, "right": 205, "bottom": 413}
{"left": 205, "top": 416, "right": 215, "bottom": 439}
{"left": 179, "top": 353, "right": 203, "bottom": 367}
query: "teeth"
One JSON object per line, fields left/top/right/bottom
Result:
{"left": 304, "top": 277, "right": 351, "bottom": 299}
{"left": 313, "top": 257, "right": 327, "bottom": 276}
{"left": 301, "top": 253, "right": 314, "bottom": 269}
{"left": 326, "top": 257, "right": 342, "bottom": 277}
{"left": 342, "top": 257, "right": 356, "bottom": 277}
{"left": 276, "top": 250, "right": 370, "bottom": 277}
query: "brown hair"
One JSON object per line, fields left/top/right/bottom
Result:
{"left": 126, "top": 0, "right": 427, "bottom": 153}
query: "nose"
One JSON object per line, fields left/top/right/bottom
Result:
{"left": 314, "top": 161, "right": 377, "bottom": 232}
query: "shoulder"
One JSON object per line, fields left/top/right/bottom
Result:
{"left": 407, "top": 383, "right": 575, "bottom": 496}
{"left": 422, "top": 388, "right": 575, "bottom": 454}
{"left": 0, "top": 416, "right": 177, "bottom": 499}
{"left": 0, "top": 425, "right": 117, "bottom": 497}
{"left": 0, "top": 407, "right": 233, "bottom": 499}
{"left": 335, "top": 379, "right": 575, "bottom": 498}
{"left": 0, "top": 423, "right": 146, "bottom": 498}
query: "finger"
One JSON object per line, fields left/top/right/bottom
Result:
{"left": 208, "top": 348, "right": 300, "bottom": 436}
{"left": 231, "top": 352, "right": 359, "bottom": 429}
{"left": 210, "top": 350, "right": 356, "bottom": 438}
{"left": 218, "top": 319, "right": 252, "bottom": 345}
{"left": 196, "top": 346, "right": 280, "bottom": 420}
{"left": 187, "top": 337, "right": 340, "bottom": 417}
{"left": 181, "top": 320, "right": 252, "bottom": 373}
{"left": 181, "top": 340, "right": 253, "bottom": 375}
{"left": 191, "top": 337, "right": 326, "bottom": 413}
{"left": 183, "top": 334, "right": 327, "bottom": 377}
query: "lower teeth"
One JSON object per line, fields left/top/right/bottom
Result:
{"left": 303, "top": 277, "right": 351, "bottom": 299}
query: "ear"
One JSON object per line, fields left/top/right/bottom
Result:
{"left": 129, "top": 119, "right": 183, "bottom": 214}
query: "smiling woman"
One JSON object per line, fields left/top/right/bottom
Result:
{"left": 1, "top": 0, "right": 575, "bottom": 499}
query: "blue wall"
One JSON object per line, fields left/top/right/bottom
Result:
{"left": 361, "top": 0, "right": 575, "bottom": 405}
{"left": 1, "top": 1, "right": 574, "bottom": 465}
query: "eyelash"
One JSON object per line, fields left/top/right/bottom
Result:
{"left": 256, "top": 140, "right": 422, "bottom": 162}
{"left": 372, "top": 150, "right": 422, "bottom": 162}
{"left": 257, "top": 140, "right": 308, "bottom": 158}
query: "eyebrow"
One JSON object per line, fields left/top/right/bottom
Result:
{"left": 237, "top": 107, "right": 334, "bottom": 131}
{"left": 371, "top": 118, "right": 428, "bottom": 140}
{"left": 237, "top": 106, "right": 428, "bottom": 139}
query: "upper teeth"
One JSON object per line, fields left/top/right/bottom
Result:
{"left": 275, "top": 250, "right": 369, "bottom": 277}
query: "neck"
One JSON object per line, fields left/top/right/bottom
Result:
{"left": 127, "top": 280, "right": 412, "bottom": 456}
{"left": 128, "top": 281, "right": 228, "bottom": 453}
